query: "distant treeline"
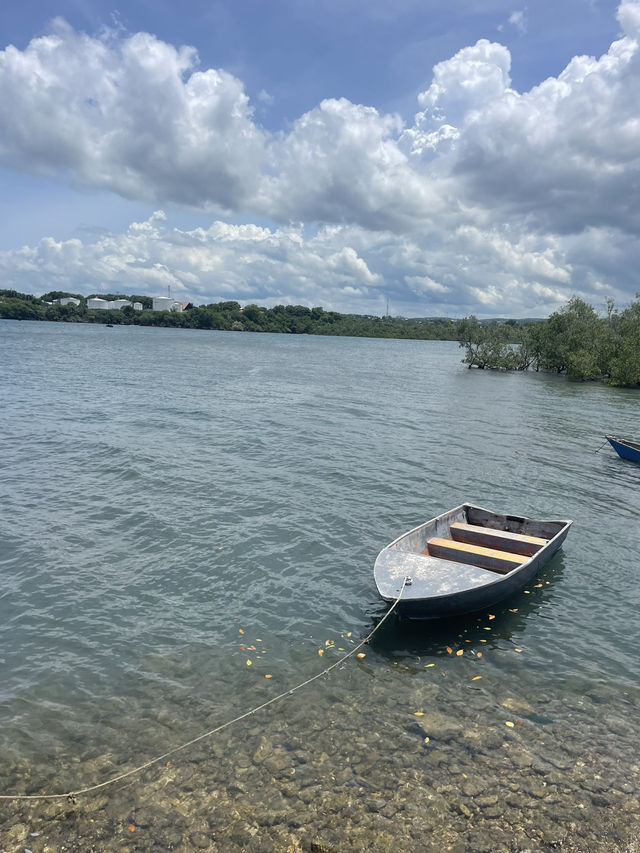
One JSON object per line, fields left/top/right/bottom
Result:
{"left": 2, "top": 288, "right": 638, "bottom": 387}
{"left": 457, "top": 296, "right": 640, "bottom": 387}
{"left": 0, "top": 290, "right": 459, "bottom": 340}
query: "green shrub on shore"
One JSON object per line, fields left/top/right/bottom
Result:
{"left": 456, "top": 295, "right": 640, "bottom": 387}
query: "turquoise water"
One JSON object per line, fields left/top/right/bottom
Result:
{"left": 1, "top": 319, "right": 639, "bottom": 851}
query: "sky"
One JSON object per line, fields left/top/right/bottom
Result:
{"left": 0, "top": 0, "right": 638, "bottom": 318}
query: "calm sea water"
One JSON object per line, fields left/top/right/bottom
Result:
{"left": 1, "top": 319, "right": 639, "bottom": 850}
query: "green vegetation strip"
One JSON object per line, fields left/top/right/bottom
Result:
{"left": 2, "top": 290, "right": 639, "bottom": 386}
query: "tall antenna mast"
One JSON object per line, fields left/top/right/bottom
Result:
{"left": 168, "top": 284, "right": 171, "bottom": 300}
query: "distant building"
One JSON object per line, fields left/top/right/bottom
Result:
{"left": 152, "top": 296, "right": 186, "bottom": 312}
{"left": 87, "top": 297, "right": 134, "bottom": 310}
{"left": 133, "top": 302, "right": 143, "bottom": 311}
{"left": 59, "top": 297, "right": 80, "bottom": 306}
{"left": 87, "top": 297, "right": 109, "bottom": 310}
{"left": 153, "top": 296, "right": 174, "bottom": 311}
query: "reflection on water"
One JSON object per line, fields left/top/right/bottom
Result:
{"left": 372, "top": 554, "right": 568, "bottom": 658}
{"left": 1, "top": 321, "right": 639, "bottom": 851}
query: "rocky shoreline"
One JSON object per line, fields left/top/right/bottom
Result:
{"left": 2, "top": 665, "right": 639, "bottom": 852}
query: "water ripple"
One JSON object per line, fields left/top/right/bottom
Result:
{"left": 1, "top": 320, "right": 639, "bottom": 779}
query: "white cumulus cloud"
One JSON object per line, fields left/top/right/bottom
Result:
{"left": 1, "top": 211, "right": 634, "bottom": 318}
{"left": 1, "top": 2, "right": 640, "bottom": 315}
{"left": 0, "top": 19, "right": 264, "bottom": 212}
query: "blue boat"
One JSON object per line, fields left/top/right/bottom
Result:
{"left": 606, "top": 434, "right": 640, "bottom": 464}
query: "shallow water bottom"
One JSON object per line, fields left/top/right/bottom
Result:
{"left": 2, "top": 655, "right": 639, "bottom": 853}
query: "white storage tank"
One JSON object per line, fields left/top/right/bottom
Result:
{"left": 133, "top": 302, "right": 143, "bottom": 311}
{"left": 153, "top": 296, "right": 174, "bottom": 311}
{"left": 87, "top": 298, "right": 109, "bottom": 310}
{"left": 112, "top": 299, "right": 132, "bottom": 309}
{"left": 59, "top": 297, "right": 80, "bottom": 306}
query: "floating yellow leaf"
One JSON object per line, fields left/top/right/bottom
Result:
{"left": 456, "top": 649, "right": 464, "bottom": 656}
{"left": 166, "top": 761, "right": 171, "bottom": 767}
{"left": 524, "top": 590, "right": 530, "bottom": 594}
{"left": 534, "top": 583, "right": 543, "bottom": 588}
{"left": 248, "top": 645, "right": 256, "bottom": 651}
{"left": 246, "top": 659, "right": 252, "bottom": 666}
{"left": 239, "top": 629, "right": 244, "bottom": 635}
{"left": 425, "top": 663, "right": 435, "bottom": 668}
{"left": 488, "top": 614, "right": 495, "bottom": 620}
{"left": 471, "top": 676, "right": 483, "bottom": 681}
{"left": 424, "top": 736, "right": 430, "bottom": 743}
{"left": 414, "top": 711, "right": 425, "bottom": 717}
{"left": 446, "top": 646, "right": 453, "bottom": 654}
{"left": 128, "top": 825, "right": 135, "bottom": 832}
{"left": 484, "top": 627, "right": 492, "bottom": 631}
{"left": 318, "top": 649, "right": 324, "bottom": 656}
{"left": 514, "top": 648, "right": 523, "bottom": 653}
{"left": 508, "top": 608, "right": 518, "bottom": 613}
{"left": 480, "top": 639, "right": 487, "bottom": 643}
{"left": 346, "top": 632, "right": 352, "bottom": 638}
{"left": 505, "top": 721, "right": 515, "bottom": 728}
{"left": 265, "top": 674, "right": 272, "bottom": 679}
{"left": 357, "top": 652, "right": 366, "bottom": 659}
{"left": 325, "top": 640, "right": 332, "bottom": 647}
{"left": 477, "top": 652, "right": 483, "bottom": 658}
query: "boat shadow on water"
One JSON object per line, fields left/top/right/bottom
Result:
{"left": 366, "top": 552, "right": 567, "bottom": 660}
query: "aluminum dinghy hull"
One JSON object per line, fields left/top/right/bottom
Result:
{"left": 374, "top": 503, "right": 572, "bottom": 619}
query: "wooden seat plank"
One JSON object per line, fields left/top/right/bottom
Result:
{"left": 427, "top": 537, "right": 529, "bottom": 575}
{"left": 450, "top": 522, "right": 547, "bottom": 556}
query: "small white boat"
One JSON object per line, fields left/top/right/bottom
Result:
{"left": 374, "top": 503, "right": 572, "bottom": 619}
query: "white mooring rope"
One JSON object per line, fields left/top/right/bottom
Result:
{"left": 0, "top": 579, "right": 407, "bottom": 802}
